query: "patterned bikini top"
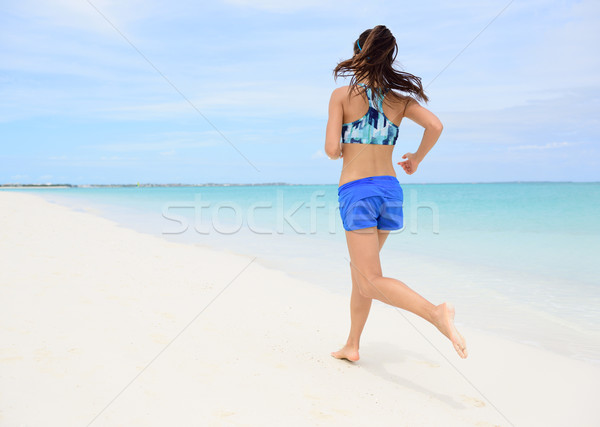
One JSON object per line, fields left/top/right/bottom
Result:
{"left": 341, "top": 83, "right": 399, "bottom": 146}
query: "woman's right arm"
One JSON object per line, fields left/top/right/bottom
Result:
{"left": 324, "top": 88, "right": 344, "bottom": 160}
{"left": 399, "top": 99, "right": 443, "bottom": 172}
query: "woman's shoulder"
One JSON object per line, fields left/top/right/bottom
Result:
{"left": 330, "top": 85, "right": 358, "bottom": 103}
{"left": 332, "top": 85, "right": 353, "bottom": 93}
{"left": 332, "top": 85, "right": 365, "bottom": 98}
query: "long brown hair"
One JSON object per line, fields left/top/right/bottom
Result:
{"left": 333, "top": 25, "right": 429, "bottom": 112}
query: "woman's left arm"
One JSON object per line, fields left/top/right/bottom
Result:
{"left": 324, "top": 88, "right": 343, "bottom": 160}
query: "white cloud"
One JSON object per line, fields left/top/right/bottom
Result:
{"left": 222, "top": 0, "right": 342, "bottom": 13}
{"left": 99, "top": 155, "right": 131, "bottom": 160}
{"left": 87, "top": 141, "right": 215, "bottom": 153}
{"left": 516, "top": 0, "right": 600, "bottom": 88}
{"left": 6, "top": 0, "right": 155, "bottom": 37}
{"left": 437, "top": 86, "right": 600, "bottom": 148}
{"left": 10, "top": 174, "right": 29, "bottom": 181}
{"left": 311, "top": 149, "right": 325, "bottom": 159}
{"left": 508, "top": 142, "right": 577, "bottom": 151}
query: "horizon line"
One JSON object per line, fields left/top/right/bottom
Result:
{"left": 2, "top": 180, "right": 600, "bottom": 187}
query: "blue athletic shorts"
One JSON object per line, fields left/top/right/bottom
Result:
{"left": 338, "top": 175, "right": 404, "bottom": 231}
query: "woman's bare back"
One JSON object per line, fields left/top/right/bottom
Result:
{"left": 338, "top": 85, "right": 411, "bottom": 186}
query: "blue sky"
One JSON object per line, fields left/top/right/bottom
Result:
{"left": 1, "top": 0, "right": 599, "bottom": 184}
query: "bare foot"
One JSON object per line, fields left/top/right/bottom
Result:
{"left": 433, "top": 302, "right": 468, "bottom": 359}
{"left": 331, "top": 345, "right": 360, "bottom": 362}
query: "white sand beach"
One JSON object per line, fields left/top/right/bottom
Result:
{"left": 1, "top": 191, "right": 598, "bottom": 426}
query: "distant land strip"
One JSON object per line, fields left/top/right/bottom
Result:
{"left": 1, "top": 181, "right": 597, "bottom": 188}
{"left": 0, "top": 183, "right": 296, "bottom": 188}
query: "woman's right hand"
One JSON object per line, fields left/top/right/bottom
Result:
{"left": 398, "top": 152, "right": 420, "bottom": 175}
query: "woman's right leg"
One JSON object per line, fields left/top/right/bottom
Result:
{"left": 345, "top": 227, "right": 468, "bottom": 359}
{"left": 331, "top": 230, "right": 390, "bottom": 362}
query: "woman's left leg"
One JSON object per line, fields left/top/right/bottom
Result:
{"left": 331, "top": 230, "right": 390, "bottom": 361}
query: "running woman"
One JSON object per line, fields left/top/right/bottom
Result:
{"left": 325, "top": 25, "right": 468, "bottom": 361}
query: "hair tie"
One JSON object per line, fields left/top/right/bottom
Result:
{"left": 357, "top": 39, "right": 370, "bottom": 59}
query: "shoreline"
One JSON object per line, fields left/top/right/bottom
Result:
{"left": 1, "top": 191, "right": 599, "bottom": 426}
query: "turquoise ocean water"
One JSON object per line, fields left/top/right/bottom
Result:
{"left": 5, "top": 182, "right": 599, "bottom": 365}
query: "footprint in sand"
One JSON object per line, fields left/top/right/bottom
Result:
{"left": 415, "top": 360, "right": 440, "bottom": 368}
{"left": 460, "top": 394, "right": 486, "bottom": 407}
{"left": 214, "top": 410, "right": 235, "bottom": 418}
{"left": 151, "top": 333, "right": 169, "bottom": 344}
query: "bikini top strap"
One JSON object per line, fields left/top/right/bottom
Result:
{"left": 357, "top": 83, "right": 376, "bottom": 109}
{"left": 378, "top": 88, "right": 389, "bottom": 111}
